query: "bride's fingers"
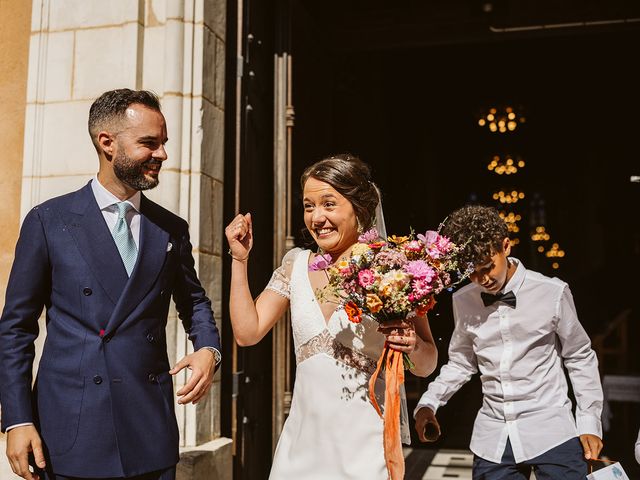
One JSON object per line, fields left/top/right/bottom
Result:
{"left": 385, "top": 333, "right": 417, "bottom": 352}
{"left": 225, "top": 214, "right": 251, "bottom": 241}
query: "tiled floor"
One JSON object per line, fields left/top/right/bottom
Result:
{"left": 405, "top": 447, "right": 474, "bottom": 479}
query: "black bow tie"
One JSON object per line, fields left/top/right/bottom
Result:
{"left": 481, "top": 290, "right": 517, "bottom": 308}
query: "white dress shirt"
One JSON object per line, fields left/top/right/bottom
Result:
{"left": 415, "top": 258, "right": 603, "bottom": 463}
{"left": 91, "top": 176, "right": 141, "bottom": 246}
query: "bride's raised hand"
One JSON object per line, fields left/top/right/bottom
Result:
{"left": 225, "top": 213, "right": 253, "bottom": 262}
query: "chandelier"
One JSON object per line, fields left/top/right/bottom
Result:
{"left": 531, "top": 226, "right": 550, "bottom": 242}
{"left": 545, "top": 243, "right": 565, "bottom": 269}
{"left": 487, "top": 154, "right": 525, "bottom": 175}
{"left": 499, "top": 211, "right": 521, "bottom": 244}
{"left": 531, "top": 226, "right": 564, "bottom": 270}
{"left": 492, "top": 190, "right": 525, "bottom": 204}
{"left": 478, "top": 106, "right": 526, "bottom": 133}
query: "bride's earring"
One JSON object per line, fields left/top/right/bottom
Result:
{"left": 357, "top": 218, "right": 363, "bottom": 234}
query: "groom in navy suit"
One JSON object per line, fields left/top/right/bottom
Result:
{"left": 0, "top": 89, "right": 221, "bottom": 479}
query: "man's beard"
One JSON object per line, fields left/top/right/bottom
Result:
{"left": 112, "top": 150, "right": 160, "bottom": 191}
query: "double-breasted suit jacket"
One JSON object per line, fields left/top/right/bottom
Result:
{"left": 0, "top": 182, "right": 220, "bottom": 478}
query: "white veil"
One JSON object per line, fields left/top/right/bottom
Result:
{"left": 372, "top": 183, "right": 411, "bottom": 444}
{"left": 372, "top": 183, "right": 387, "bottom": 240}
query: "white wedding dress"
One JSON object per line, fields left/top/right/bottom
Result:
{"left": 267, "top": 248, "right": 410, "bottom": 480}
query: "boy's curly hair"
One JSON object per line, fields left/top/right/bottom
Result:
{"left": 442, "top": 205, "right": 509, "bottom": 266}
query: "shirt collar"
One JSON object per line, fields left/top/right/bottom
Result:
{"left": 91, "top": 176, "right": 141, "bottom": 212}
{"left": 501, "top": 257, "right": 526, "bottom": 295}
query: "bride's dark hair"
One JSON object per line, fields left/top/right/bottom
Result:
{"left": 300, "top": 153, "right": 380, "bottom": 232}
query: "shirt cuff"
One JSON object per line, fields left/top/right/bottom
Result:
{"left": 6, "top": 422, "right": 34, "bottom": 431}
{"left": 576, "top": 414, "right": 603, "bottom": 438}
{"left": 199, "top": 346, "right": 222, "bottom": 365}
{"left": 413, "top": 392, "right": 439, "bottom": 419}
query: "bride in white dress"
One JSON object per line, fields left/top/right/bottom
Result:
{"left": 225, "top": 154, "right": 438, "bottom": 479}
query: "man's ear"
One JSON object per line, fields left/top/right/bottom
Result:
{"left": 503, "top": 237, "right": 511, "bottom": 257}
{"left": 97, "top": 131, "right": 115, "bottom": 157}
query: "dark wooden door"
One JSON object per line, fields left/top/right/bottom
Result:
{"left": 221, "top": 0, "right": 282, "bottom": 479}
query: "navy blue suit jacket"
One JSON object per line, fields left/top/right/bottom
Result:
{"left": 0, "top": 182, "right": 220, "bottom": 478}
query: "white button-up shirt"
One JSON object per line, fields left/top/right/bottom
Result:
{"left": 415, "top": 258, "right": 603, "bottom": 463}
{"left": 91, "top": 176, "right": 141, "bottom": 247}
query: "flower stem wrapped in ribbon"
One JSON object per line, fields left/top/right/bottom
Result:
{"left": 310, "top": 227, "right": 469, "bottom": 480}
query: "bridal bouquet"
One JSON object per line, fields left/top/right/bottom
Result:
{"left": 310, "top": 227, "right": 467, "bottom": 345}
{"left": 310, "top": 227, "right": 468, "bottom": 480}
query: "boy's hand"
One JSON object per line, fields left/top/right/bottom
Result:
{"left": 415, "top": 406, "right": 441, "bottom": 442}
{"left": 579, "top": 433, "right": 603, "bottom": 460}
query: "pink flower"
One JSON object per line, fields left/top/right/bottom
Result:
{"left": 375, "top": 249, "right": 407, "bottom": 268}
{"left": 403, "top": 260, "right": 436, "bottom": 282}
{"left": 417, "top": 230, "right": 439, "bottom": 246}
{"left": 404, "top": 240, "right": 423, "bottom": 253}
{"left": 436, "top": 236, "right": 453, "bottom": 253}
{"left": 412, "top": 278, "right": 433, "bottom": 298}
{"left": 358, "top": 228, "right": 379, "bottom": 243}
{"left": 343, "top": 279, "right": 358, "bottom": 294}
{"left": 358, "top": 269, "right": 376, "bottom": 288}
{"left": 308, "top": 253, "right": 332, "bottom": 271}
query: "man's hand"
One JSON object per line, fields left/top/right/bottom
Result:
{"left": 579, "top": 433, "right": 603, "bottom": 460}
{"left": 415, "top": 407, "right": 441, "bottom": 443}
{"left": 170, "top": 348, "right": 216, "bottom": 404}
{"left": 6, "top": 425, "right": 46, "bottom": 480}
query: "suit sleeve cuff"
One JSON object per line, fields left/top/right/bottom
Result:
{"left": 5, "top": 422, "right": 34, "bottom": 431}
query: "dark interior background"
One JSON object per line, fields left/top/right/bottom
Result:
{"left": 288, "top": 0, "right": 640, "bottom": 472}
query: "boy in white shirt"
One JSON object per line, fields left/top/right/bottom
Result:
{"left": 415, "top": 205, "right": 604, "bottom": 479}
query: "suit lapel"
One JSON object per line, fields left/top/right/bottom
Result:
{"left": 65, "top": 183, "right": 129, "bottom": 305}
{"left": 105, "top": 194, "right": 169, "bottom": 334}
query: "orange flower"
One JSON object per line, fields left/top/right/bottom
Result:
{"left": 387, "top": 235, "right": 410, "bottom": 245}
{"left": 345, "top": 301, "right": 363, "bottom": 324}
{"left": 416, "top": 296, "right": 436, "bottom": 317}
{"left": 366, "top": 294, "right": 383, "bottom": 313}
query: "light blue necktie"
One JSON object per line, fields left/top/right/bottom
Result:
{"left": 112, "top": 202, "right": 138, "bottom": 276}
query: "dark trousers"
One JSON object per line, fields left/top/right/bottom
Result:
{"left": 472, "top": 437, "right": 587, "bottom": 480}
{"left": 41, "top": 466, "right": 176, "bottom": 480}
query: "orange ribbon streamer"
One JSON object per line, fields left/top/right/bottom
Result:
{"left": 369, "top": 347, "right": 405, "bottom": 480}
{"left": 588, "top": 457, "right": 619, "bottom": 474}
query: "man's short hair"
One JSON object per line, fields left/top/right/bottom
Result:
{"left": 442, "top": 204, "right": 509, "bottom": 266}
{"left": 88, "top": 89, "right": 161, "bottom": 148}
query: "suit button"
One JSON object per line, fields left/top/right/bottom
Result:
{"left": 148, "top": 373, "right": 157, "bottom": 383}
{"left": 83, "top": 287, "right": 92, "bottom": 296}
{"left": 93, "top": 375, "right": 103, "bottom": 385}
{"left": 103, "top": 334, "right": 111, "bottom": 343}
{"left": 146, "top": 333, "right": 155, "bottom": 343}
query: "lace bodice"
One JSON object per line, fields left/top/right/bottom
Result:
{"left": 268, "top": 249, "right": 386, "bottom": 363}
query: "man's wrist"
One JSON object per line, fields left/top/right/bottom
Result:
{"left": 199, "top": 346, "right": 222, "bottom": 365}
{"left": 6, "top": 422, "right": 34, "bottom": 432}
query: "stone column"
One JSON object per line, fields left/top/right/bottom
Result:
{"left": 0, "top": 0, "right": 31, "bottom": 306}
{"left": 18, "top": 0, "right": 231, "bottom": 477}
{"left": 0, "top": 1, "right": 32, "bottom": 470}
